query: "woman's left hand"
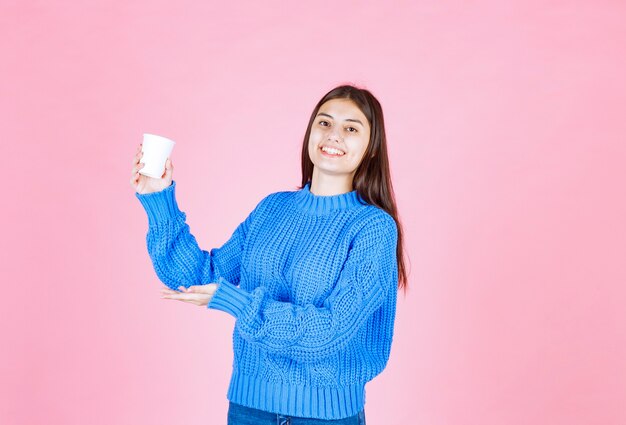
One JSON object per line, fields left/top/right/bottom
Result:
{"left": 160, "top": 284, "right": 218, "bottom": 307}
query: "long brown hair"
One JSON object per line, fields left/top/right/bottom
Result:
{"left": 299, "top": 84, "right": 410, "bottom": 293}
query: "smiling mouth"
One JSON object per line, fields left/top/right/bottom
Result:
{"left": 319, "top": 146, "right": 346, "bottom": 156}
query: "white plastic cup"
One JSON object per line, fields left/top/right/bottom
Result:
{"left": 139, "top": 133, "right": 176, "bottom": 178}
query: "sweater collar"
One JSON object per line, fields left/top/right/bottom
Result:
{"left": 294, "top": 181, "right": 364, "bottom": 214}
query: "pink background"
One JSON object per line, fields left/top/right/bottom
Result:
{"left": 2, "top": 1, "right": 625, "bottom": 424}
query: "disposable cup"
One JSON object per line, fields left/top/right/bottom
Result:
{"left": 139, "top": 133, "right": 175, "bottom": 178}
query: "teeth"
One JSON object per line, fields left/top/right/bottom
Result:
{"left": 321, "top": 146, "right": 345, "bottom": 155}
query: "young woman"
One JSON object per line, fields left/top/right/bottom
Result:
{"left": 130, "top": 84, "right": 409, "bottom": 425}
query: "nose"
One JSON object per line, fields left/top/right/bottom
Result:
{"left": 327, "top": 128, "right": 342, "bottom": 142}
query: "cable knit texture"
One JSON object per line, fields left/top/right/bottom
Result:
{"left": 135, "top": 180, "right": 399, "bottom": 420}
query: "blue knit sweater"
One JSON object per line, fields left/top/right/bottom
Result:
{"left": 135, "top": 180, "right": 399, "bottom": 420}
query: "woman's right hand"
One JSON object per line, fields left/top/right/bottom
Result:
{"left": 130, "top": 143, "right": 174, "bottom": 194}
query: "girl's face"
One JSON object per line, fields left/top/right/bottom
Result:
{"left": 308, "top": 98, "right": 371, "bottom": 183}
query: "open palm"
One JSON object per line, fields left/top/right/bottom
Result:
{"left": 160, "top": 284, "right": 218, "bottom": 307}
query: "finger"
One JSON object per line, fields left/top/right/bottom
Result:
{"left": 133, "top": 152, "right": 143, "bottom": 165}
{"left": 131, "top": 164, "right": 142, "bottom": 182}
{"left": 131, "top": 171, "right": 140, "bottom": 187}
{"left": 161, "top": 288, "right": 179, "bottom": 294}
{"left": 132, "top": 163, "right": 145, "bottom": 175}
{"left": 160, "top": 159, "right": 169, "bottom": 179}
{"left": 162, "top": 293, "right": 198, "bottom": 302}
{"left": 133, "top": 151, "right": 144, "bottom": 165}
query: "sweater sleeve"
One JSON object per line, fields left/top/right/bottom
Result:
{"left": 207, "top": 212, "right": 399, "bottom": 363}
{"left": 135, "top": 180, "right": 260, "bottom": 290}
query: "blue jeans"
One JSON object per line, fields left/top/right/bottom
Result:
{"left": 227, "top": 401, "right": 366, "bottom": 425}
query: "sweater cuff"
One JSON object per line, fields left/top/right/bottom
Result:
{"left": 135, "top": 180, "right": 181, "bottom": 226}
{"left": 208, "top": 276, "right": 252, "bottom": 318}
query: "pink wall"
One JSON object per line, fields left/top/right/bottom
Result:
{"left": 2, "top": 1, "right": 625, "bottom": 424}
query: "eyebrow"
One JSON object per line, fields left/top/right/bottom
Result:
{"left": 316, "top": 112, "right": 365, "bottom": 127}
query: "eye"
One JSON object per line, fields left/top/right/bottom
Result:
{"left": 346, "top": 127, "right": 358, "bottom": 133}
{"left": 319, "top": 120, "right": 330, "bottom": 126}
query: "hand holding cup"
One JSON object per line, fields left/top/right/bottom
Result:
{"left": 130, "top": 134, "right": 175, "bottom": 194}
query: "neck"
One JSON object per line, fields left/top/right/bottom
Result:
{"left": 310, "top": 169, "right": 354, "bottom": 196}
